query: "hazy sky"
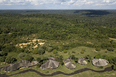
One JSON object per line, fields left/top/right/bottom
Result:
{"left": 0, "top": 0, "right": 116, "bottom": 9}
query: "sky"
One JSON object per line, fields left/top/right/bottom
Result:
{"left": 0, "top": 0, "right": 116, "bottom": 10}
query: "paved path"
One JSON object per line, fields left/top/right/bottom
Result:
{"left": 0, "top": 67, "right": 113, "bottom": 77}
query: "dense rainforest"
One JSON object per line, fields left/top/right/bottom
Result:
{"left": 0, "top": 10, "right": 116, "bottom": 52}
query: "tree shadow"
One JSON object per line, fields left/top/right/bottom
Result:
{"left": 74, "top": 10, "right": 111, "bottom": 17}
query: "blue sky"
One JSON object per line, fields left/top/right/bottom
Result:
{"left": 0, "top": 0, "right": 116, "bottom": 9}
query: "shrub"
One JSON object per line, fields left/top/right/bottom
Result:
{"left": 18, "top": 53, "right": 27, "bottom": 59}
{"left": 95, "top": 47, "right": 101, "bottom": 51}
{"left": 0, "top": 56, "right": 6, "bottom": 62}
{"left": 80, "top": 48, "right": 85, "bottom": 54}
{"left": 36, "top": 63, "right": 42, "bottom": 67}
{"left": 37, "top": 57, "right": 41, "bottom": 62}
{"left": 37, "top": 48, "right": 45, "bottom": 55}
{"left": 108, "top": 56, "right": 114, "bottom": 64}
{"left": 99, "top": 66, "right": 103, "bottom": 69}
{"left": 5, "top": 56, "right": 17, "bottom": 63}
{"left": 112, "top": 65, "right": 116, "bottom": 70}
{"left": 47, "top": 47, "right": 53, "bottom": 52}
{"left": 23, "top": 55, "right": 34, "bottom": 62}
{"left": 94, "top": 54, "right": 102, "bottom": 59}
{"left": 0, "top": 51, "right": 8, "bottom": 56}
{"left": 107, "top": 47, "right": 114, "bottom": 51}
{"left": 63, "top": 50, "right": 67, "bottom": 53}
{"left": 74, "top": 58, "right": 78, "bottom": 63}
{"left": 41, "top": 46, "right": 46, "bottom": 50}
{"left": 32, "top": 48, "right": 38, "bottom": 54}
{"left": 69, "top": 55, "right": 75, "bottom": 60}
{"left": 53, "top": 49, "right": 58, "bottom": 54}
{"left": 72, "top": 51, "right": 75, "bottom": 53}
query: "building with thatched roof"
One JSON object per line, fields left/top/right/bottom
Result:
{"left": 92, "top": 59, "right": 109, "bottom": 67}
{"left": 78, "top": 57, "right": 87, "bottom": 65}
{"left": 63, "top": 59, "right": 76, "bottom": 69}
{"left": 0, "top": 60, "right": 38, "bottom": 72}
{"left": 40, "top": 59, "right": 59, "bottom": 70}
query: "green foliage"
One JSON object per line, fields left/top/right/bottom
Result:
{"left": 112, "top": 65, "right": 116, "bottom": 70}
{"left": 69, "top": 55, "right": 75, "bottom": 60}
{"left": 80, "top": 49, "right": 85, "bottom": 54}
{"left": 107, "top": 47, "right": 114, "bottom": 51}
{"left": 72, "top": 51, "right": 75, "bottom": 53}
{"left": 63, "top": 50, "right": 67, "bottom": 53}
{"left": 0, "top": 51, "right": 8, "bottom": 56}
{"left": 47, "top": 47, "right": 53, "bottom": 52}
{"left": 18, "top": 53, "right": 27, "bottom": 59}
{"left": 36, "top": 63, "right": 42, "bottom": 68}
{"left": 23, "top": 55, "right": 34, "bottom": 62}
{"left": 94, "top": 54, "right": 102, "bottom": 59}
{"left": 37, "top": 48, "right": 45, "bottom": 55}
{"left": 32, "top": 48, "right": 38, "bottom": 54}
{"left": 99, "top": 66, "right": 103, "bottom": 69}
{"left": 102, "top": 55, "right": 109, "bottom": 60}
{"left": 95, "top": 47, "right": 101, "bottom": 51}
{"left": 5, "top": 56, "right": 17, "bottom": 63}
{"left": 0, "top": 56, "right": 6, "bottom": 62}
{"left": 108, "top": 56, "right": 114, "bottom": 64}
{"left": 36, "top": 57, "right": 41, "bottom": 62}
{"left": 53, "top": 49, "right": 58, "bottom": 54}
{"left": 74, "top": 58, "right": 78, "bottom": 63}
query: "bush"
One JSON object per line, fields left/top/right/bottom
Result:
{"left": 112, "top": 65, "right": 116, "bottom": 70}
{"left": 37, "top": 48, "right": 45, "bottom": 55}
{"left": 53, "top": 49, "right": 57, "bottom": 54}
{"left": 74, "top": 58, "right": 78, "bottom": 63}
{"left": 37, "top": 57, "right": 41, "bottom": 62}
{"left": 72, "top": 51, "right": 75, "bottom": 53}
{"left": 95, "top": 47, "right": 101, "bottom": 51}
{"left": 94, "top": 54, "right": 102, "bottom": 59}
{"left": 0, "top": 56, "right": 6, "bottom": 62}
{"left": 107, "top": 47, "right": 114, "bottom": 51}
{"left": 99, "top": 66, "right": 103, "bottom": 69}
{"left": 47, "top": 47, "right": 53, "bottom": 52}
{"left": 32, "top": 48, "right": 38, "bottom": 54}
{"left": 69, "top": 55, "right": 75, "bottom": 60}
{"left": 36, "top": 63, "right": 42, "bottom": 67}
{"left": 5, "top": 56, "right": 17, "bottom": 63}
{"left": 18, "top": 53, "right": 27, "bottom": 59}
{"left": 0, "top": 51, "right": 8, "bottom": 56}
{"left": 23, "top": 55, "right": 34, "bottom": 62}
{"left": 63, "top": 50, "right": 67, "bottom": 53}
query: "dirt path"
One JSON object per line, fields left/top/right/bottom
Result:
{"left": 0, "top": 67, "right": 113, "bottom": 77}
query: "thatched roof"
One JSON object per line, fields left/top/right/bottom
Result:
{"left": 0, "top": 60, "right": 38, "bottom": 72}
{"left": 40, "top": 60, "right": 59, "bottom": 70}
{"left": 78, "top": 57, "right": 87, "bottom": 65}
{"left": 63, "top": 59, "right": 76, "bottom": 69}
{"left": 48, "top": 57, "right": 57, "bottom": 60}
{"left": 92, "top": 59, "right": 109, "bottom": 67}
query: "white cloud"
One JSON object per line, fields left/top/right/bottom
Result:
{"left": 0, "top": 0, "right": 116, "bottom": 9}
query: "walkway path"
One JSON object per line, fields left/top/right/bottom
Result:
{"left": 0, "top": 67, "right": 113, "bottom": 77}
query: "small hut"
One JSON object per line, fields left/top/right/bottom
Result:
{"left": 40, "top": 59, "right": 59, "bottom": 70}
{"left": 63, "top": 59, "right": 76, "bottom": 69}
{"left": 78, "top": 57, "right": 87, "bottom": 65}
{"left": 0, "top": 60, "right": 38, "bottom": 72}
{"left": 92, "top": 59, "right": 109, "bottom": 67}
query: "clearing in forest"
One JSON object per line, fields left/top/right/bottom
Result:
{"left": 15, "top": 39, "right": 45, "bottom": 48}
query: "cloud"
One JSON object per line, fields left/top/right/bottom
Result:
{"left": 0, "top": 0, "right": 116, "bottom": 9}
